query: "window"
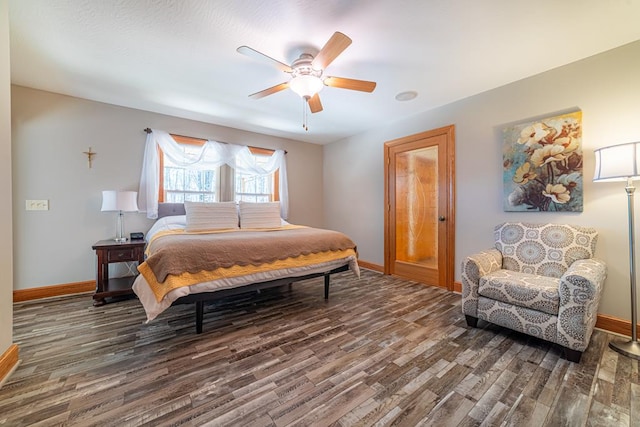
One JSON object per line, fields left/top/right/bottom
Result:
{"left": 235, "top": 147, "right": 279, "bottom": 203}
{"left": 158, "top": 135, "right": 279, "bottom": 203}
{"left": 162, "top": 137, "right": 218, "bottom": 203}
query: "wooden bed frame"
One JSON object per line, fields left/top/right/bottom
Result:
{"left": 173, "top": 264, "right": 349, "bottom": 333}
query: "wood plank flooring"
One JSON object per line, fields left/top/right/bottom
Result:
{"left": 1, "top": 269, "right": 638, "bottom": 426}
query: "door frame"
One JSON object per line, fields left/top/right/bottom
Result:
{"left": 383, "top": 125, "right": 456, "bottom": 291}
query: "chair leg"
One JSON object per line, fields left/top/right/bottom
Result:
{"left": 465, "top": 315, "right": 478, "bottom": 328}
{"left": 562, "top": 347, "right": 583, "bottom": 363}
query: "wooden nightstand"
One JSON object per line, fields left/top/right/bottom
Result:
{"left": 92, "top": 239, "right": 145, "bottom": 306}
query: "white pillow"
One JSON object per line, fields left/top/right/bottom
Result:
{"left": 184, "top": 202, "right": 239, "bottom": 232}
{"left": 146, "top": 215, "right": 187, "bottom": 242}
{"left": 239, "top": 201, "right": 281, "bottom": 229}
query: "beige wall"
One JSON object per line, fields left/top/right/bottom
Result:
{"left": 324, "top": 40, "right": 640, "bottom": 321}
{"left": 0, "top": 0, "right": 13, "bottom": 360}
{"left": 11, "top": 86, "right": 323, "bottom": 290}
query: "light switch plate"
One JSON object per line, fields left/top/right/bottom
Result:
{"left": 26, "top": 200, "right": 49, "bottom": 211}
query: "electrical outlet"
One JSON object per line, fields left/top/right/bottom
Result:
{"left": 26, "top": 200, "right": 49, "bottom": 211}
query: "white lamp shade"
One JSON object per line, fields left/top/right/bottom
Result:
{"left": 101, "top": 190, "right": 139, "bottom": 212}
{"left": 593, "top": 141, "right": 640, "bottom": 182}
{"left": 289, "top": 75, "right": 324, "bottom": 98}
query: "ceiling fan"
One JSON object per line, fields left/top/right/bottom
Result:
{"left": 237, "top": 32, "right": 376, "bottom": 117}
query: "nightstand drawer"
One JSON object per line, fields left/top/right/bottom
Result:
{"left": 107, "top": 248, "right": 136, "bottom": 262}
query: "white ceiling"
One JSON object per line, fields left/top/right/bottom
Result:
{"left": 8, "top": 0, "right": 640, "bottom": 144}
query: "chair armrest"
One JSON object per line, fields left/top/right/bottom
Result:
{"left": 461, "top": 249, "right": 502, "bottom": 316}
{"left": 557, "top": 258, "right": 607, "bottom": 351}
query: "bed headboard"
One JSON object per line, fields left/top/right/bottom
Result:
{"left": 157, "top": 203, "right": 186, "bottom": 218}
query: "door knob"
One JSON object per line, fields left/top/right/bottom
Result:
{"left": 438, "top": 216, "right": 446, "bottom": 222}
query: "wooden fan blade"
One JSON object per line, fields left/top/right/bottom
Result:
{"left": 308, "top": 93, "right": 323, "bottom": 113}
{"left": 311, "top": 32, "right": 352, "bottom": 69}
{"left": 237, "top": 46, "right": 292, "bottom": 73}
{"left": 249, "top": 82, "right": 289, "bottom": 99}
{"left": 324, "top": 76, "right": 376, "bottom": 92}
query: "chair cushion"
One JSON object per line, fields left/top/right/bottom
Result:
{"left": 479, "top": 269, "right": 560, "bottom": 315}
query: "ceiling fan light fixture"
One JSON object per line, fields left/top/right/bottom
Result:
{"left": 289, "top": 74, "right": 324, "bottom": 99}
{"left": 238, "top": 32, "right": 375, "bottom": 123}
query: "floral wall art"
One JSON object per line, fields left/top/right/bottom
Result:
{"left": 503, "top": 111, "right": 583, "bottom": 212}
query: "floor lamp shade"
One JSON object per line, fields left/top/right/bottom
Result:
{"left": 594, "top": 141, "right": 640, "bottom": 360}
{"left": 594, "top": 141, "right": 640, "bottom": 182}
{"left": 101, "top": 191, "right": 139, "bottom": 242}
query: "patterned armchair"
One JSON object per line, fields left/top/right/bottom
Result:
{"left": 461, "top": 222, "right": 606, "bottom": 363}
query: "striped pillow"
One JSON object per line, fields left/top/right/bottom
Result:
{"left": 239, "top": 201, "right": 281, "bottom": 229}
{"left": 184, "top": 202, "right": 239, "bottom": 232}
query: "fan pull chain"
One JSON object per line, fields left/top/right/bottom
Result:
{"left": 302, "top": 98, "right": 308, "bottom": 131}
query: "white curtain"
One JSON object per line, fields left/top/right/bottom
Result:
{"left": 138, "top": 129, "right": 288, "bottom": 219}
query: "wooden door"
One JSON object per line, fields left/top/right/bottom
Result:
{"left": 384, "top": 125, "right": 455, "bottom": 290}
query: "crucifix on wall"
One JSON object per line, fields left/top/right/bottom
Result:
{"left": 83, "top": 147, "right": 96, "bottom": 168}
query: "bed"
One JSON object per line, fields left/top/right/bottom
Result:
{"left": 132, "top": 202, "right": 360, "bottom": 333}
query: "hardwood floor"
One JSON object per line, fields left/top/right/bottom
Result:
{"left": 2, "top": 269, "right": 638, "bottom": 426}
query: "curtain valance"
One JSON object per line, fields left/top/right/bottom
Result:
{"left": 138, "top": 129, "right": 288, "bottom": 219}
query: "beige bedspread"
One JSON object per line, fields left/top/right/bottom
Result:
{"left": 145, "top": 227, "right": 357, "bottom": 283}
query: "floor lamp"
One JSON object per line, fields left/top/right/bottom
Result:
{"left": 594, "top": 141, "right": 640, "bottom": 360}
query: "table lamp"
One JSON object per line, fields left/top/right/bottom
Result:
{"left": 101, "top": 190, "right": 139, "bottom": 243}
